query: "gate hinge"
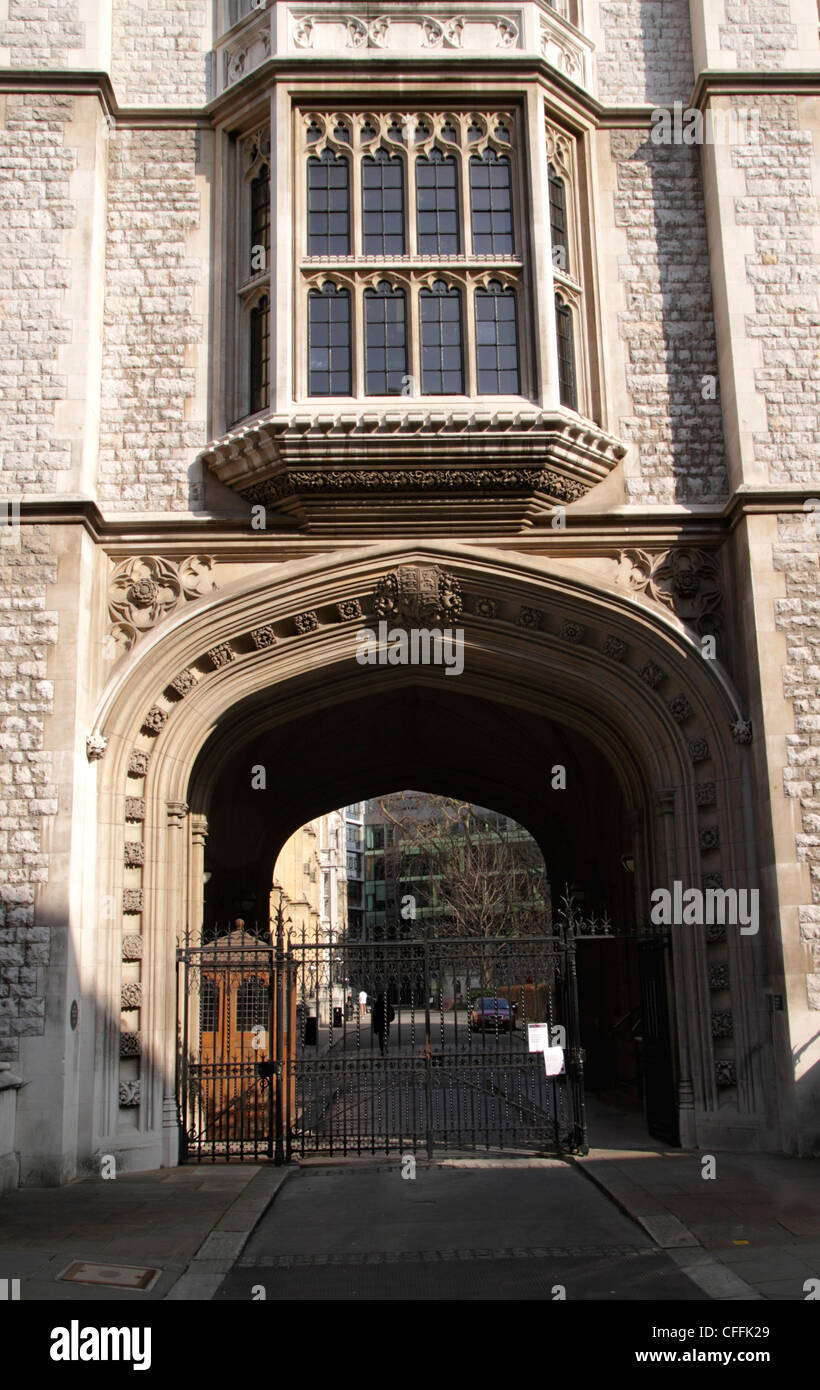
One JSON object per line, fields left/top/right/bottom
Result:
{"left": 569, "top": 1047, "right": 586, "bottom": 1065}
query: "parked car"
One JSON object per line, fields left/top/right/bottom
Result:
{"left": 471, "top": 997, "right": 512, "bottom": 1032}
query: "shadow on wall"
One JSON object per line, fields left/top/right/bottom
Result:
{"left": 611, "top": 130, "right": 728, "bottom": 506}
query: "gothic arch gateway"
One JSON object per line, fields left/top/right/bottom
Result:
{"left": 87, "top": 541, "right": 777, "bottom": 1172}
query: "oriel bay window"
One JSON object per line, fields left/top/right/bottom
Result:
{"left": 298, "top": 109, "right": 527, "bottom": 400}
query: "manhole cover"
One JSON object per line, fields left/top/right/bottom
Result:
{"left": 57, "top": 1261, "right": 161, "bottom": 1291}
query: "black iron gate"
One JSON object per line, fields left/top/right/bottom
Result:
{"left": 176, "top": 929, "right": 280, "bottom": 1162}
{"left": 177, "top": 924, "right": 588, "bottom": 1162}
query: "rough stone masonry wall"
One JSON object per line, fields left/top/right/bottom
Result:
{"left": 0, "top": 0, "right": 84, "bottom": 66}
{"left": 731, "top": 95, "right": 820, "bottom": 486}
{"left": 111, "top": 0, "right": 209, "bottom": 107}
{"left": 610, "top": 131, "right": 728, "bottom": 504}
{"left": 0, "top": 93, "right": 76, "bottom": 494}
{"left": 596, "top": 0, "right": 693, "bottom": 106}
{"left": 0, "top": 525, "right": 58, "bottom": 1063}
{"left": 774, "top": 515, "right": 820, "bottom": 1008}
{"left": 720, "top": 0, "right": 798, "bottom": 67}
{"left": 98, "top": 128, "right": 206, "bottom": 512}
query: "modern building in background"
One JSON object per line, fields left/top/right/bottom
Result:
{"left": 0, "top": 0, "right": 818, "bottom": 1185}
{"left": 343, "top": 803, "right": 365, "bottom": 942}
{"left": 361, "top": 793, "right": 552, "bottom": 942}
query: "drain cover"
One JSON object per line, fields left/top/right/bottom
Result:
{"left": 58, "top": 1261, "right": 161, "bottom": 1291}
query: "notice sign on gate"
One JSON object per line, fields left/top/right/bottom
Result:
{"left": 527, "top": 1023, "right": 565, "bottom": 1076}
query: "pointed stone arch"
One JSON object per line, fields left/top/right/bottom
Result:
{"left": 87, "top": 541, "right": 770, "bottom": 1170}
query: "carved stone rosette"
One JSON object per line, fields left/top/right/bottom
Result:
{"left": 121, "top": 983, "right": 142, "bottom": 1010}
{"left": 602, "top": 636, "right": 627, "bottom": 661}
{"left": 250, "top": 624, "right": 277, "bottom": 648}
{"left": 294, "top": 611, "right": 320, "bottom": 634}
{"left": 709, "top": 964, "right": 730, "bottom": 990}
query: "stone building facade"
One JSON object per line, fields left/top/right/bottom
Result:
{"left": 0, "top": 0, "right": 817, "bottom": 1184}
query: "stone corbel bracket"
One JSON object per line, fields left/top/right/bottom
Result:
{"left": 201, "top": 410, "right": 627, "bottom": 534}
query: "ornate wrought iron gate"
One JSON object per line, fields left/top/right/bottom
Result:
{"left": 176, "top": 931, "right": 279, "bottom": 1162}
{"left": 177, "top": 925, "right": 588, "bottom": 1162}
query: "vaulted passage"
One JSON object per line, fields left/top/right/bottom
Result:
{"left": 185, "top": 683, "right": 666, "bottom": 1158}
{"left": 196, "top": 684, "right": 638, "bottom": 933}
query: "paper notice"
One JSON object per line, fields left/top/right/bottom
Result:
{"left": 527, "top": 1022, "right": 551, "bottom": 1053}
{"left": 543, "top": 1046, "right": 565, "bottom": 1076}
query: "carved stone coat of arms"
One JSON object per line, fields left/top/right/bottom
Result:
{"left": 374, "top": 566, "right": 463, "bottom": 627}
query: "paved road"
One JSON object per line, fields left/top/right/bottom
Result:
{"left": 214, "top": 1161, "right": 708, "bottom": 1301}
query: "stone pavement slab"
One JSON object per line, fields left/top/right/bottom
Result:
{"left": 574, "top": 1142, "right": 820, "bottom": 1301}
{"left": 0, "top": 1163, "right": 278, "bottom": 1301}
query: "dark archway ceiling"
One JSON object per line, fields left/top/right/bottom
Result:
{"left": 197, "top": 682, "right": 635, "bottom": 919}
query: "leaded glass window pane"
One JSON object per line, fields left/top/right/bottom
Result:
{"left": 469, "top": 151, "right": 514, "bottom": 254}
{"left": 200, "top": 979, "right": 218, "bottom": 1033}
{"left": 308, "top": 284, "right": 351, "bottom": 395}
{"left": 549, "top": 164, "right": 568, "bottom": 273}
{"left": 420, "top": 281, "right": 463, "bottom": 394}
{"left": 236, "top": 978, "right": 268, "bottom": 1032}
{"left": 362, "top": 150, "right": 405, "bottom": 255}
{"left": 555, "top": 294, "right": 577, "bottom": 410}
{"left": 249, "top": 294, "right": 269, "bottom": 414}
{"left": 416, "top": 150, "right": 460, "bottom": 255}
{"left": 307, "top": 150, "right": 351, "bottom": 256}
{"left": 364, "top": 281, "right": 407, "bottom": 395}
{"left": 475, "top": 284, "right": 519, "bottom": 394}
{"left": 250, "top": 163, "right": 270, "bottom": 276}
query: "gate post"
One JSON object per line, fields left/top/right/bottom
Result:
{"left": 423, "top": 935, "right": 433, "bottom": 1160}
{"left": 176, "top": 944, "right": 189, "bottom": 1163}
{"left": 273, "top": 898, "right": 287, "bottom": 1165}
{"left": 563, "top": 930, "right": 588, "bottom": 1154}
